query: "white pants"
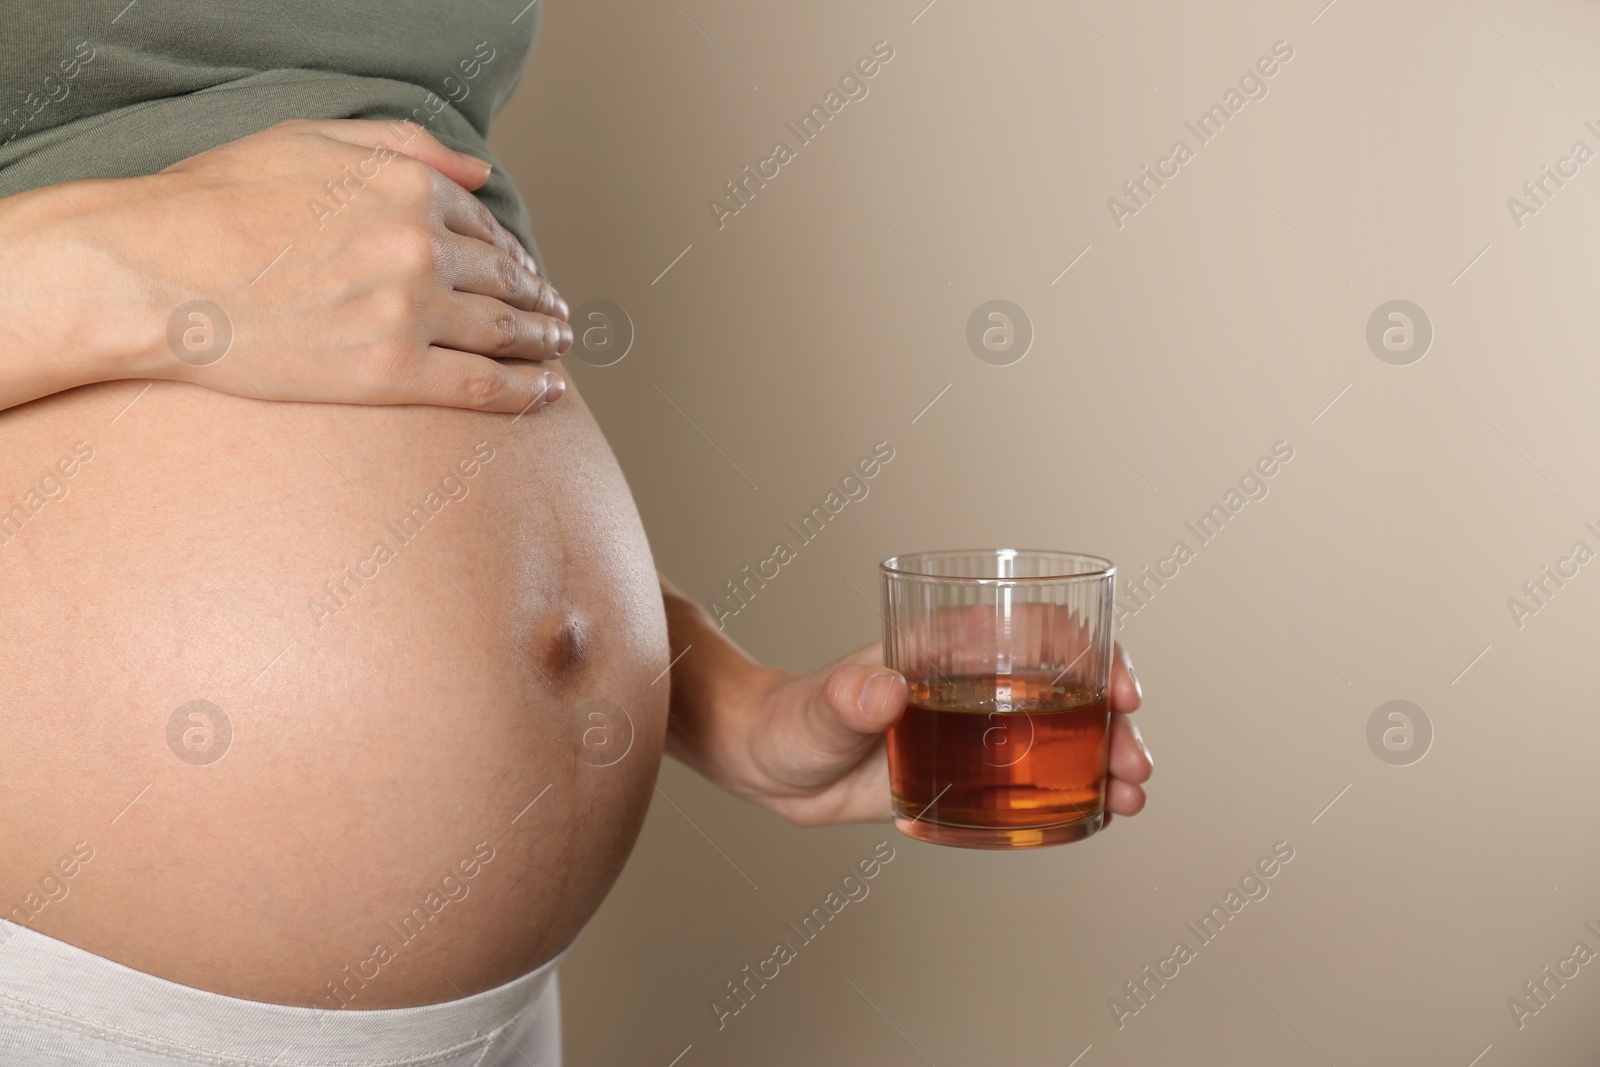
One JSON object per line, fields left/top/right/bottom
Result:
{"left": 0, "top": 920, "right": 563, "bottom": 1066}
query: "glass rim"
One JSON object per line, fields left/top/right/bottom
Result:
{"left": 879, "top": 548, "right": 1115, "bottom": 584}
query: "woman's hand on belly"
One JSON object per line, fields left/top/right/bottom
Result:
{"left": 659, "top": 581, "right": 1155, "bottom": 826}
{"left": 0, "top": 119, "right": 571, "bottom": 413}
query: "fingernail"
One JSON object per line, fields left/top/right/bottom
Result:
{"left": 1127, "top": 665, "right": 1142, "bottom": 700}
{"left": 860, "top": 671, "right": 899, "bottom": 718}
{"left": 553, "top": 294, "right": 570, "bottom": 321}
{"left": 556, "top": 320, "right": 572, "bottom": 354}
{"left": 541, "top": 372, "right": 565, "bottom": 404}
{"left": 464, "top": 153, "right": 493, "bottom": 173}
{"left": 1133, "top": 723, "right": 1151, "bottom": 764}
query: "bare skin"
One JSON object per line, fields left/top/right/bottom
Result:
{"left": 0, "top": 120, "right": 572, "bottom": 413}
{"left": 0, "top": 119, "right": 1152, "bottom": 1010}
{"left": 0, "top": 374, "right": 667, "bottom": 1007}
{"left": 659, "top": 581, "right": 1150, "bottom": 828}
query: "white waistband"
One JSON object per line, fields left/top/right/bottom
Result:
{"left": 0, "top": 919, "right": 564, "bottom": 1067}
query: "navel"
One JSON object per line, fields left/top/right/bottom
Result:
{"left": 532, "top": 612, "right": 588, "bottom": 677}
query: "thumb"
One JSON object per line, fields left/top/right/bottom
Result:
{"left": 747, "top": 649, "right": 909, "bottom": 796}
{"left": 804, "top": 663, "right": 907, "bottom": 760}
{"left": 301, "top": 119, "right": 494, "bottom": 189}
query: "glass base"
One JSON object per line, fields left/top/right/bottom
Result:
{"left": 893, "top": 811, "right": 1102, "bottom": 850}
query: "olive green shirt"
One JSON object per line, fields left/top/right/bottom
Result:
{"left": 0, "top": 0, "right": 543, "bottom": 259}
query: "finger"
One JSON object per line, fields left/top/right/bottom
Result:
{"left": 433, "top": 180, "right": 551, "bottom": 291}
{"left": 804, "top": 664, "right": 908, "bottom": 761}
{"left": 1111, "top": 642, "right": 1143, "bottom": 712}
{"left": 297, "top": 118, "right": 494, "bottom": 190}
{"left": 435, "top": 294, "right": 571, "bottom": 361}
{"left": 1107, "top": 713, "right": 1153, "bottom": 786}
{"left": 1105, "top": 777, "right": 1146, "bottom": 817}
{"left": 761, "top": 738, "right": 893, "bottom": 827}
{"left": 384, "top": 348, "right": 565, "bottom": 413}
{"left": 436, "top": 234, "right": 566, "bottom": 317}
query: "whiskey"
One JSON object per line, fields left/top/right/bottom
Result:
{"left": 887, "top": 673, "right": 1110, "bottom": 849}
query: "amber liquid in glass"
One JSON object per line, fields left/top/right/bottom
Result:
{"left": 887, "top": 673, "right": 1110, "bottom": 849}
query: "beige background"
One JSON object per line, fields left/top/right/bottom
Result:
{"left": 491, "top": 1, "right": 1600, "bottom": 1063}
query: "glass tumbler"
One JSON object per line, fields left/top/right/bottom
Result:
{"left": 881, "top": 549, "right": 1116, "bottom": 849}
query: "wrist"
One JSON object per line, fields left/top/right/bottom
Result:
{"left": 57, "top": 176, "right": 175, "bottom": 384}
{"left": 664, "top": 663, "right": 777, "bottom": 795}
{"left": 0, "top": 177, "right": 171, "bottom": 399}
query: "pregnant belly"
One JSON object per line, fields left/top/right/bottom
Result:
{"left": 0, "top": 375, "right": 668, "bottom": 1008}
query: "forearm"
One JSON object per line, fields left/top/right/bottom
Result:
{"left": 658, "top": 574, "right": 775, "bottom": 788}
{"left": 656, "top": 573, "right": 907, "bottom": 825}
{"left": 0, "top": 179, "right": 159, "bottom": 411}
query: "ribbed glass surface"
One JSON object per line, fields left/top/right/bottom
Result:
{"left": 879, "top": 549, "right": 1116, "bottom": 698}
